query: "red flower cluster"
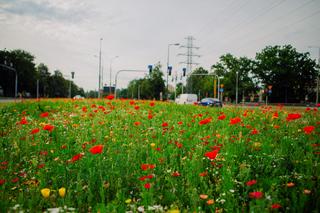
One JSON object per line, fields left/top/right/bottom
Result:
{"left": 19, "top": 117, "right": 28, "bottom": 125}
{"left": 199, "top": 118, "right": 212, "bottom": 125}
{"left": 218, "top": 114, "right": 226, "bottom": 120}
{"left": 149, "top": 102, "right": 155, "bottom": 107}
{"left": 139, "top": 174, "right": 154, "bottom": 181}
{"left": 30, "top": 128, "right": 40, "bottom": 135}
{"left": 230, "top": 117, "right": 241, "bottom": 125}
{"left": 271, "top": 203, "right": 282, "bottom": 209}
{"left": 249, "top": 191, "right": 263, "bottom": 199}
{"left": 204, "top": 149, "right": 219, "bottom": 160}
{"left": 246, "top": 179, "right": 257, "bottom": 186}
{"left": 141, "top": 164, "right": 156, "bottom": 171}
{"left": 134, "top": 121, "right": 141, "bottom": 126}
{"left": 250, "top": 129, "right": 259, "bottom": 135}
{"left": 70, "top": 153, "right": 84, "bottom": 163}
{"left": 162, "top": 122, "right": 168, "bottom": 127}
{"left": 89, "top": 145, "right": 104, "bottom": 154}
{"left": 172, "top": 171, "right": 181, "bottom": 177}
{"left": 40, "top": 112, "right": 49, "bottom": 118}
{"left": 144, "top": 183, "right": 151, "bottom": 189}
{"left": 303, "top": 126, "right": 315, "bottom": 134}
{"left": 43, "top": 124, "right": 54, "bottom": 132}
{"left": 105, "top": 94, "right": 114, "bottom": 100}
{"left": 286, "top": 113, "right": 301, "bottom": 121}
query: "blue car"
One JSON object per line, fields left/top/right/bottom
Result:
{"left": 198, "top": 98, "right": 223, "bottom": 107}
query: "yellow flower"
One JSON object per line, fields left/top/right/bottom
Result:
{"left": 58, "top": 187, "right": 66, "bottom": 197}
{"left": 167, "top": 210, "right": 180, "bottom": 213}
{"left": 41, "top": 188, "right": 50, "bottom": 198}
{"left": 125, "top": 198, "right": 132, "bottom": 204}
{"left": 150, "top": 143, "right": 156, "bottom": 148}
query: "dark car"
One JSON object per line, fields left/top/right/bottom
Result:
{"left": 198, "top": 98, "right": 223, "bottom": 107}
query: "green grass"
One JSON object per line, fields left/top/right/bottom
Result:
{"left": 0, "top": 99, "right": 319, "bottom": 212}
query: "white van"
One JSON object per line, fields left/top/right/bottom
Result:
{"left": 175, "top": 94, "right": 198, "bottom": 105}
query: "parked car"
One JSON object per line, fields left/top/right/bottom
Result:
{"left": 175, "top": 94, "right": 198, "bottom": 105}
{"left": 73, "top": 95, "right": 84, "bottom": 100}
{"left": 198, "top": 98, "right": 223, "bottom": 107}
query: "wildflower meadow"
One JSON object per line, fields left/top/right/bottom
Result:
{"left": 0, "top": 98, "right": 319, "bottom": 212}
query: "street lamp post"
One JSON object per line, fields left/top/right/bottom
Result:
{"left": 109, "top": 56, "right": 119, "bottom": 94}
{"left": 235, "top": 71, "right": 239, "bottom": 104}
{"left": 98, "top": 38, "right": 103, "bottom": 98}
{"left": 167, "top": 43, "right": 179, "bottom": 100}
{"left": 308, "top": 46, "right": 320, "bottom": 105}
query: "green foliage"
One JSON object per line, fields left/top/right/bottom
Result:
{"left": 0, "top": 49, "right": 85, "bottom": 98}
{"left": 255, "top": 45, "right": 318, "bottom": 103}
{"left": 127, "top": 64, "right": 165, "bottom": 100}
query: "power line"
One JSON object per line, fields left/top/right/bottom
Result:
{"left": 200, "top": 0, "right": 318, "bottom": 60}
{"left": 200, "top": 0, "right": 287, "bottom": 56}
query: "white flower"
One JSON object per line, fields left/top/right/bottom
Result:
{"left": 137, "top": 206, "right": 145, "bottom": 212}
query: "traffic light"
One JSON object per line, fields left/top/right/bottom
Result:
{"left": 71, "top": 72, "right": 75, "bottom": 79}
{"left": 148, "top": 65, "right": 153, "bottom": 74}
{"left": 182, "top": 68, "right": 186, "bottom": 77}
{"left": 168, "top": 66, "right": 172, "bottom": 76}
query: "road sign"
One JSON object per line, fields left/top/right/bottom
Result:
{"left": 219, "top": 88, "right": 224, "bottom": 92}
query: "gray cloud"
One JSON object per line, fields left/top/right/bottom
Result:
{"left": 0, "top": 0, "right": 90, "bottom": 23}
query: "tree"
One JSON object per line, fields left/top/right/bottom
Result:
{"left": 186, "top": 67, "right": 209, "bottom": 96}
{"left": 0, "top": 49, "right": 37, "bottom": 97}
{"left": 211, "top": 54, "right": 258, "bottom": 102}
{"left": 36, "top": 63, "right": 51, "bottom": 97}
{"left": 149, "top": 64, "right": 165, "bottom": 100}
{"left": 255, "top": 45, "right": 318, "bottom": 103}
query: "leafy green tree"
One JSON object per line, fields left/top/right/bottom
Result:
{"left": 255, "top": 45, "right": 318, "bottom": 103}
{"left": 186, "top": 67, "right": 209, "bottom": 95}
{"left": 36, "top": 63, "right": 51, "bottom": 97}
{"left": 149, "top": 64, "right": 165, "bottom": 100}
{"left": 0, "top": 49, "right": 37, "bottom": 97}
{"left": 48, "top": 70, "right": 69, "bottom": 97}
{"left": 211, "top": 54, "right": 258, "bottom": 102}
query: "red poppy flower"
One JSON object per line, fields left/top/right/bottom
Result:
{"left": 271, "top": 203, "right": 281, "bottom": 209}
{"left": 0, "top": 179, "right": 5, "bottom": 185}
{"left": 199, "top": 118, "right": 212, "bottom": 125}
{"left": 129, "top": 100, "right": 135, "bottom": 105}
{"left": 71, "top": 153, "right": 84, "bottom": 162}
{"left": 105, "top": 94, "right": 114, "bottom": 100}
{"left": 139, "top": 174, "right": 154, "bottom": 181}
{"left": 31, "top": 128, "right": 40, "bottom": 135}
{"left": 144, "top": 183, "right": 151, "bottom": 189}
{"left": 204, "top": 149, "right": 219, "bottom": 160}
{"left": 172, "top": 171, "right": 181, "bottom": 177}
{"left": 246, "top": 179, "right": 257, "bottom": 186}
{"left": 19, "top": 117, "right": 28, "bottom": 125}
{"left": 303, "top": 126, "right": 315, "bottom": 134}
{"left": 230, "top": 117, "right": 241, "bottom": 125}
{"left": 141, "top": 164, "right": 155, "bottom": 170}
{"left": 89, "top": 145, "right": 104, "bottom": 154}
{"left": 250, "top": 129, "right": 259, "bottom": 135}
{"left": 218, "top": 114, "right": 226, "bottom": 120}
{"left": 272, "top": 111, "right": 279, "bottom": 119}
{"left": 39, "top": 151, "right": 48, "bottom": 156}
{"left": 148, "top": 114, "right": 153, "bottom": 119}
{"left": 43, "top": 124, "right": 54, "bottom": 132}
{"left": 11, "top": 177, "right": 19, "bottom": 183}
{"left": 286, "top": 113, "right": 301, "bottom": 121}
{"left": 249, "top": 191, "right": 263, "bottom": 199}
{"left": 150, "top": 102, "right": 155, "bottom": 107}
{"left": 141, "top": 164, "right": 149, "bottom": 171}
{"left": 177, "top": 121, "right": 183, "bottom": 125}
{"left": 134, "top": 121, "right": 141, "bottom": 126}
{"left": 37, "top": 164, "right": 45, "bottom": 169}
{"left": 162, "top": 122, "right": 168, "bottom": 127}
{"left": 40, "top": 112, "right": 49, "bottom": 118}
{"left": 134, "top": 105, "right": 140, "bottom": 110}
{"left": 199, "top": 171, "right": 208, "bottom": 177}
{"left": 82, "top": 106, "right": 87, "bottom": 112}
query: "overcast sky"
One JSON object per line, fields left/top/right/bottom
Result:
{"left": 1, "top": 0, "right": 320, "bottom": 91}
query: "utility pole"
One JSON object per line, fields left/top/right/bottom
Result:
{"left": 308, "top": 46, "right": 320, "bottom": 105}
{"left": 178, "top": 36, "right": 200, "bottom": 92}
